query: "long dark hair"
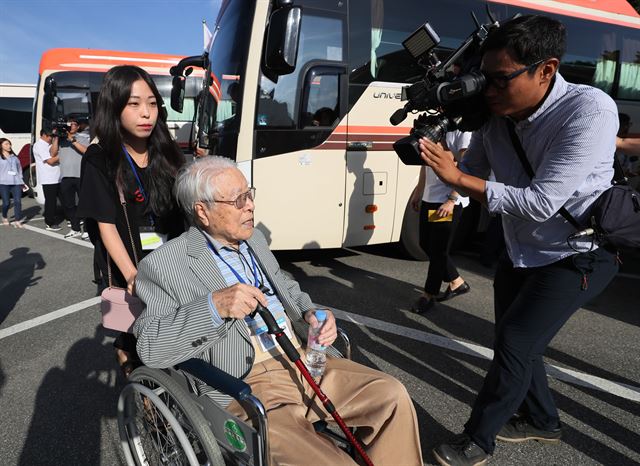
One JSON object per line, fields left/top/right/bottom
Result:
{"left": 0, "top": 138, "right": 16, "bottom": 160}
{"left": 93, "top": 65, "right": 184, "bottom": 217}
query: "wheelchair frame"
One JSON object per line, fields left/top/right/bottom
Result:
{"left": 118, "top": 328, "right": 352, "bottom": 466}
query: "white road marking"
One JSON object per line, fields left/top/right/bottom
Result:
{"left": 324, "top": 306, "right": 640, "bottom": 403}
{"left": 0, "top": 297, "right": 100, "bottom": 340}
{"left": 22, "top": 224, "right": 94, "bottom": 249}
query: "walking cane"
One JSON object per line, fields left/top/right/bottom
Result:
{"left": 252, "top": 295, "right": 375, "bottom": 466}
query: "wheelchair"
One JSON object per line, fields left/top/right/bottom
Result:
{"left": 117, "top": 329, "right": 352, "bottom": 466}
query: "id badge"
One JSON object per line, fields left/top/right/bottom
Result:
{"left": 7, "top": 170, "right": 17, "bottom": 176}
{"left": 247, "top": 316, "right": 293, "bottom": 352}
{"left": 427, "top": 210, "right": 453, "bottom": 222}
{"left": 140, "top": 232, "right": 167, "bottom": 250}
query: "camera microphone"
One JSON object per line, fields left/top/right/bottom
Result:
{"left": 568, "top": 228, "right": 595, "bottom": 240}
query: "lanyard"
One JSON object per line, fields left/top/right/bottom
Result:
{"left": 122, "top": 144, "right": 154, "bottom": 226}
{"left": 207, "top": 240, "right": 259, "bottom": 287}
{"left": 122, "top": 145, "right": 148, "bottom": 201}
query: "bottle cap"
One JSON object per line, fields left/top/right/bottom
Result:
{"left": 315, "top": 310, "right": 327, "bottom": 322}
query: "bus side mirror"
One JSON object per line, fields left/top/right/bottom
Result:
{"left": 264, "top": 6, "right": 301, "bottom": 76}
{"left": 43, "top": 76, "right": 57, "bottom": 121}
{"left": 171, "top": 75, "right": 186, "bottom": 113}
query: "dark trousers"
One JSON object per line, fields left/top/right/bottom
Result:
{"left": 419, "top": 201, "right": 463, "bottom": 295}
{"left": 0, "top": 184, "right": 22, "bottom": 220}
{"left": 464, "top": 247, "right": 618, "bottom": 454}
{"left": 60, "top": 177, "right": 81, "bottom": 231}
{"left": 42, "top": 183, "right": 61, "bottom": 226}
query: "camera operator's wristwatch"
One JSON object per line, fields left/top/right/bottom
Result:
{"left": 447, "top": 194, "right": 459, "bottom": 202}
{"left": 71, "top": 138, "right": 77, "bottom": 143}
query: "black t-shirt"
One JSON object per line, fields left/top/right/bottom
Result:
{"left": 77, "top": 144, "right": 185, "bottom": 287}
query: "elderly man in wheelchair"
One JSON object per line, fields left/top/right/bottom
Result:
{"left": 118, "top": 156, "right": 422, "bottom": 465}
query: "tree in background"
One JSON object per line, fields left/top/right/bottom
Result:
{"left": 630, "top": 0, "right": 640, "bottom": 14}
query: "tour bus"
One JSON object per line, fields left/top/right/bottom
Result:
{"left": 0, "top": 83, "right": 36, "bottom": 193}
{"left": 31, "top": 48, "right": 202, "bottom": 204}
{"left": 175, "top": 0, "right": 640, "bottom": 256}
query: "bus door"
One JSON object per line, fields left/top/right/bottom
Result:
{"left": 343, "top": 82, "right": 405, "bottom": 247}
{"left": 252, "top": 6, "right": 349, "bottom": 250}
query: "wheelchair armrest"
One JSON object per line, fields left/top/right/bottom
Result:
{"left": 176, "top": 358, "right": 252, "bottom": 401}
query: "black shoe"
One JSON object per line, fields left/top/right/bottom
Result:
{"left": 433, "top": 434, "right": 488, "bottom": 466}
{"left": 497, "top": 417, "right": 562, "bottom": 443}
{"left": 437, "top": 282, "right": 471, "bottom": 302}
{"left": 411, "top": 296, "right": 436, "bottom": 314}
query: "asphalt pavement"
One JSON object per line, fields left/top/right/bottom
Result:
{"left": 1, "top": 197, "right": 639, "bottom": 465}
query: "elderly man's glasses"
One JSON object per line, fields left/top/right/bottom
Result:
{"left": 214, "top": 187, "right": 256, "bottom": 209}
{"left": 484, "top": 59, "right": 545, "bottom": 90}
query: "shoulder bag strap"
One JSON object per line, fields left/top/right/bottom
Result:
{"left": 505, "top": 119, "right": 582, "bottom": 231}
{"left": 105, "top": 184, "right": 140, "bottom": 288}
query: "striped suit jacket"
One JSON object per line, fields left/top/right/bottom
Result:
{"left": 134, "top": 226, "right": 334, "bottom": 406}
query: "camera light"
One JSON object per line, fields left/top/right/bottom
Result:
{"left": 403, "top": 23, "right": 440, "bottom": 60}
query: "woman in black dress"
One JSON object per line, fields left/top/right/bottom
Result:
{"left": 77, "top": 65, "right": 185, "bottom": 376}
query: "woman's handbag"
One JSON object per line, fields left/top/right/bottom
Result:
{"left": 100, "top": 186, "right": 144, "bottom": 333}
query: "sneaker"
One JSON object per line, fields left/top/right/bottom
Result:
{"left": 66, "top": 221, "right": 71, "bottom": 228}
{"left": 497, "top": 417, "right": 562, "bottom": 444}
{"left": 64, "top": 230, "right": 82, "bottom": 238}
{"left": 411, "top": 296, "right": 436, "bottom": 314}
{"left": 1, "top": 218, "right": 9, "bottom": 226}
{"left": 433, "top": 434, "right": 488, "bottom": 466}
{"left": 81, "top": 231, "right": 90, "bottom": 240}
{"left": 46, "top": 224, "right": 62, "bottom": 231}
{"left": 12, "top": 221, "right": 24, "bottom": 229}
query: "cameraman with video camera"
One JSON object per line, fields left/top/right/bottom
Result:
{"left": 51, "top": 117, "right": 89, "bottom": 238}
{"left": 420, "top": 15, "right": 619, "bottom": 466}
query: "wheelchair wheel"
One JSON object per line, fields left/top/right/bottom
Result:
{"left": 118, "top": 366, "right": 225, "bottom": 466}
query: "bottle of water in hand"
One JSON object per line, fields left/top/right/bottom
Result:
{"left": 306, "top": 310, "right": 327, "bottom": 379}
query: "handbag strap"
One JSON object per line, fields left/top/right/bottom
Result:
{"left": 505, "top": 119, "right": 582, "bottom": 231}
{"left": 106, "top": 184, "right": 140, "bottom": 288}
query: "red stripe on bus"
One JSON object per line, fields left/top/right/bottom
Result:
{"left": 489, "top": 0, "right": 640, "bottom": 29}
{"left": 39, "top": 48, "right": 185, "bottom": 75}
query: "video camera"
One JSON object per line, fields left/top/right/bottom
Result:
{"left": 51, "top": 117, "right": 71, "bottom": 139}
{"left": 391, "top": 10, "right": 500, "bottom": 165}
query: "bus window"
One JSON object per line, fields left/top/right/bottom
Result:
{"left": 256, "top": 11, "right": 344, "bottom": 130}
{"left": 349, "top": 0, "right": 486, "bottom": 85}
{"left": 0, "top": 97, "right": 32, "bottom": 134}
{"left": 303, "top": 75, "right": 339, "bottom": 127}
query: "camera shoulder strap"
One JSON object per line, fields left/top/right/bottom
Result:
{"left": 505, "top": 119, "right": 582, "bottom": 231}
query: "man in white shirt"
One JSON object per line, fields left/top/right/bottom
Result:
{"left": 32, "top": 128, "right": 62, "bottom": 230}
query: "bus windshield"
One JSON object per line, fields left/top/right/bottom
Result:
{"left": 201, "top": 0, "right": 254, "bottom": 159}
{"left": 41, "top": 71, "right": 199, "bottom": 130}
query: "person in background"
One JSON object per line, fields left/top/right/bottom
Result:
{"left": 77, "top": 65, "right": 185, "bottom": 377}
{"left": 32, "top": 128, "right": 62, "bottom": 231}
{"left": 410, "top": 129, "right": 471, "bottom": 313}
{"left": 614, "top": 113, "right": 640, "bottom": 190}
{"left": 0, "top": 138, "right": 26, "bottom": 228}
{"left": 50, "top": 117, "right": 89, "bottom": 238}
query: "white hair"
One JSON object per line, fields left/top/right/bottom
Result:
{"left": 174, "top": 156, "right": 238, "bottom": 223}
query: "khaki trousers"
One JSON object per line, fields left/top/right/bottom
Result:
{"left": 227, "top": 354, "right": 422, "bottom": 466}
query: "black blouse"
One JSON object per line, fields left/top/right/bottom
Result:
{"left": 77, "top": 144, "right": 185, "bottom": 287}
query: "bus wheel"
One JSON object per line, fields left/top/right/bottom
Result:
{"left": 399, "top": 200, "right": 427, "bottom": 261}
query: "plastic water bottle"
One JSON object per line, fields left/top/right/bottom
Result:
{"left": 305, "top": 310, "right": 327, "bottom": 378}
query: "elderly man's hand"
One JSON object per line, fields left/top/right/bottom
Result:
{"left": 212, "top": 284, "right": 268, "bottom": 319}
{"left": 305, "top": 309, "right": 337, "bottom": 347}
